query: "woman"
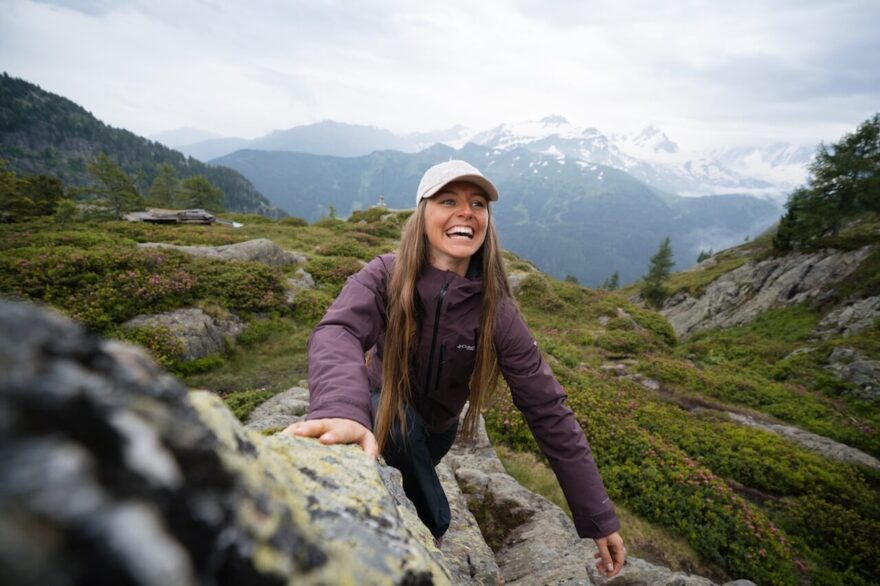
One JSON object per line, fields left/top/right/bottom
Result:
{"left": 286, "top": 160, "right": 625, "bottom": 578}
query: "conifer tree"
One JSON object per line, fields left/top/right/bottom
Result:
{"left": 180, "top": 175, "right": 224, "bottom": 211}
{"left": 601, "top": 272, "right": 620, "bottom": 291}
{"left": 148, "top": 162, "right": 180, "bottom": 208}
{"left": 774, "top": 113, "right": 879, "bottom": 251}
{"left": 641, "top": 237, "right": 675, "bottom": 308}
{"left": 86, "top": 154, "right": 143, "bottom": 219}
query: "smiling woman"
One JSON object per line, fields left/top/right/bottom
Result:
{"left": 285, "top": 160, "right": 626, "bottom": 576}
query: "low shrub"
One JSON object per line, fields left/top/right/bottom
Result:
{"left": 278, "top": 216, "right": 308, "bottom": 227}
{"left": 173, "top": 355, "right": 226, "bottom": 376}
{"left": 190, "top": 258, "right": 287, "bottom": 313}
{"left": 303, "top": 256, "right": 363, "bottom": 294}
{"left": 291, "top": 289, "right": 334, "bottom": 327}
{"left": 112, "top": 325, "right": 186, "bottom": 368}
{"left": 223, "top": 389, "right": 275, "bottom": 421}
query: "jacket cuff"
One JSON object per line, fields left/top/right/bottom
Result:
{"left": 573, "top": 506, "right": 621, "bottom": 539}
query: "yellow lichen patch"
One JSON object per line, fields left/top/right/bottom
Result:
{"left": 188, "top": 391, "right": 451, "bottom": 585}
{"left": 188, "top": 391, "right": 358, "bottom": 585}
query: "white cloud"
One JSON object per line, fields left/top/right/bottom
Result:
{"left": 3, "top": 0, "right": 878, "bottom": 149}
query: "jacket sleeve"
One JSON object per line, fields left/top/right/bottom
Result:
{"left": 494, "top": 298, "right": 621, "bottom": 539}
{"left": 306, "top": 255, "right": 390, "bottom": 430}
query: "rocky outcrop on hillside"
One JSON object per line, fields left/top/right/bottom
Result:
{"left": 815, "top": 296, "right": 880, "bottom": 339}
{"left": 138, "top": 238, "right": 307, "bottom": 267}
{"left": 123, "top": 307, "right": 245, "bottom": 360}
{"left": 662, "top": 246, "right": 875, "bottom": 338}
{"left": 826, "top": 346, "right": 880, "bottom": 400}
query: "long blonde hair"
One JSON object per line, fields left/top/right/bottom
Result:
{"left": 374, "top": 198, "right": 511, "bottom": 453}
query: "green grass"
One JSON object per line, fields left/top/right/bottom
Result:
{"left": 180, "top": 316, "right": 310, "bottom": 395}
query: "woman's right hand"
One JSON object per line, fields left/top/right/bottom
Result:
{"left": 284, "top": 418, "right": 379, "bottom": 459}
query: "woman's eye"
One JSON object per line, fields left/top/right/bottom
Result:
{"left": 472, "top": 200, "right": 486, "bottom": 209}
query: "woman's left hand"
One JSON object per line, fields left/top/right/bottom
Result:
{"left": 594, "top": 531, "right": 625, "bottom": 577}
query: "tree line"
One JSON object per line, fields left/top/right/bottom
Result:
{"left": 0, "top": 155, "right": 225, "bottom": 222}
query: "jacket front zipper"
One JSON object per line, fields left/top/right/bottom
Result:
{"left": 424, "top": 279, "right": 449, "bottom": 393}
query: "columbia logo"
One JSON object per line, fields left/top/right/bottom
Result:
{"left": 457, "top": 344, "right": 475, "bottom": 352}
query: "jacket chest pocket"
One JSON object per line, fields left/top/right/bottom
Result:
{"left": 428, "top": 331, "right": 478, "bottom": 412}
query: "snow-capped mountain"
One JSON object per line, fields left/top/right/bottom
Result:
{"left": 450, "top": 116, "right": 791, "bottom": 201}
{"left": 708, "top": 143, "right": 814, "bottom": 192}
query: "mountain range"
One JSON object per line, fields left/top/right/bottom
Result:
{"left": 212, "top": 143, "right": 781, "bottom": 285}
{"left": 162, "top": 116, "right": 813, "bottom": 201}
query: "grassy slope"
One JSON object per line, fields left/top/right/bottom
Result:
{"left": 1, "top": 210, "right": 878, "bottom": 585}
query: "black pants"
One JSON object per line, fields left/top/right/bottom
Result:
{"left": 371, "top": 392, "right": 459, "bottom": 538}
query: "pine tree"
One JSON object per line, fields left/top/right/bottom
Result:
{"left": 601, "top": 272, "right": 620, "bottom": 291}
{"left": 148, "top": 162, "right": 180, "bottom": 208}
{"left": 180, "top": 175, "right": 224, "bottom": 211}
{"left": 773, "top": 113, "right": 880, "bottom": 252}
{"left": 86, "top": 154, "right": 143, "bottom": 219}
{"left": 641, "top": 237, "right": 675, "bottom": 308}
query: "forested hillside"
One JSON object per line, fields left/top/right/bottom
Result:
{"left": 0, "top": 73, "right": 282, "bottom": 217}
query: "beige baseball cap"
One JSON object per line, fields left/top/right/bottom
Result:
{"left": 416, "top": 160, "right": 499, "bottom": 205}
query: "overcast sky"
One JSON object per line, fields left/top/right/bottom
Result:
{"left": 3, "top": 0, "right": 879, "bottom": 150}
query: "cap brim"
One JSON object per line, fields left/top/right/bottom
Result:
{"left": 420, "top": 174, "right": 499, "bottom": 202}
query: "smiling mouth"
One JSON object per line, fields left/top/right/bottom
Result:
{"left": 445, "top": 226, "right": 474, "bottom": 240}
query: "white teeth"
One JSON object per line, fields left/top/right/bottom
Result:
{"left": 445, "top": 225, "right": 474, "bottom": 238}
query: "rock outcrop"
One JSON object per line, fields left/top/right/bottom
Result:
{"left": 138, "top": 238, "right": 307, "bottom": 267}
{"left": 826, "top": 346, "right": 880, "bottom": 400}
{"left": 661, "top": 246, "right": 874, "bottom": 338}
{"left": 123, "top": 307, "right": 246, "bottom": 360}
{"left": 0, "top": 300, "right": 448, "bottom": 585}
{"left": 814, "top": 295, "right": 880, "bottom": 339}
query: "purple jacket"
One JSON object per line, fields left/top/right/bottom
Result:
{"left": 307, "top": 254, "right": 620, "bottom": 538}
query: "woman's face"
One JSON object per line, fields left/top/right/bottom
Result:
{"left": 423, "top": 180, "right": 489, "bottom": 276}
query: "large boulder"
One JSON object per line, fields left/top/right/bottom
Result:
{"left": 661, "top": 246, "right": 875, "bottom": 338}
{"left": 122, "top": 307, "right": 245, "bottom": 360}
{"left": 0, "top": 300, "right": 449, "bottom": 585}
{"left": 246, "top": 388, "right": 502, "bottom": 585}
{"left": 139, "top": 239, "right": 307, "bottom": 267}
